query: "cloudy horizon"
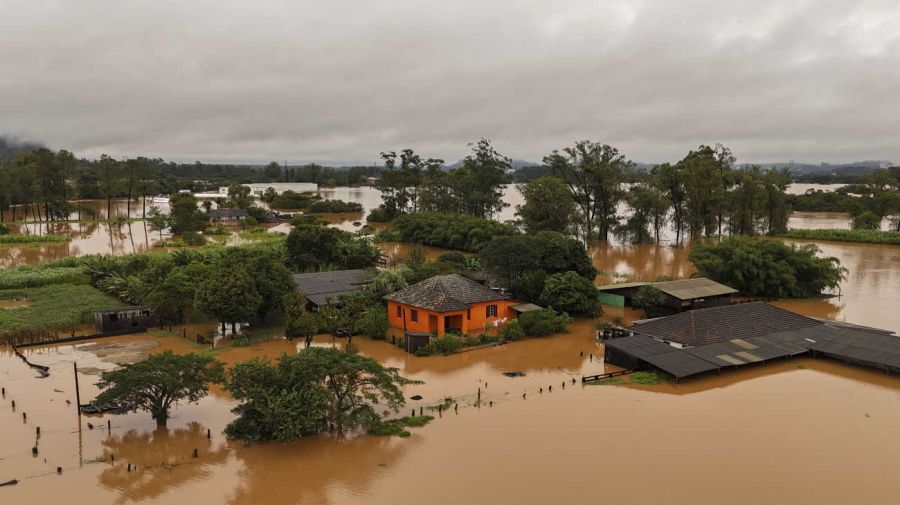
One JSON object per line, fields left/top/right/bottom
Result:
{"left": 2, "top": 1, "right": 899, "bottom": 165}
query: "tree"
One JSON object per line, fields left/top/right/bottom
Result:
{"left": 540, "top": 271, "right": 600, "bottom": 315}
{"left": 688, "top": 237, "right": 846, "bottom": 298}
{"left": 852, "top": 211, "right": 882, "bottom": 230}
{"left": 95, "top": 351, "right": 224, "bottom": 427}
{"left": 218, "top": 248, "right": 293, "bottom": 322}
{"left": 450, "top": 139, "right": 510, "bottom": 219}
{"left": 227, "top": 183, "right": 254, "bottom": 210}
{"left": 286, "top": 224, "right": 380, "bottom": 271}
{"left": 372, "top": 268, "right": 411, "bottom": 297}
{"left": 196, "top": 267, "right": 262, "bottom": 335}
{"left": 225, "top": 348, "right": 417, "bottom": 441}
{"left": 284, "top": 292, "right": 322, "bottom": 347}
{"left": 653, "top": 162, "right": 688, "bottom": 243}
{"left": 619, "top": 181, "right": 669, "bottom": 243}
{"left": 168, "top": 193, "right": 207, "bottom": 235}
{"left": 263, "top": 161, "right": 282, "bottom": 182}
{"left": 145, "top": 262, "right": 212, "bottom": 323}
{"left": 479, "top": 231, "right": 596, "bottom": 289}
{"left": 516, "top": 176, "right": 576, "bottom": 234}
{"left": 544, "top": 141, "right": 631, "bottom": 242}
{"left": 631, "top": 285, "right": 668, "bottom": 309}
{"left": 147, "top": 205, "right": 168, "bottom": 241}
{"left": 356, "top": 308, "right": 389, "bottom": 340}
{"left": 678, "top": 144, "right": 734, "bottom": 237}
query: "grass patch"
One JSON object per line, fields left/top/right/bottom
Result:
{"left": 779, "top": 228, "right": 900, "bottom": 245}
{"left": 588, "top": 370, "right": 671, "bottom": 386}
{"left": 238, "top": 228, "right": 283, "bottom": 240}
{"left": 0, "top": 284, "right": 122, "bottom": 340}
{"left": 0, "top": 266, "right": 89, "bottom": 289}
{"left": 0, "top": 234, "right": 70, "bottom": 244}
{"left": 368, "top": 415, "right": 434, "bottom": 437}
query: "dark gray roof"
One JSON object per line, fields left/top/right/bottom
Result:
{"left": 384, "top": 273, "right": 508, "bottom": 312}
{"left": 293, "top": 269, "right": 371, "bottom": 307}
{"left": 604, "top": 335, "right": 720, "bottom": 378}
{"left": 631, "top": 302, "right": 821, "bottom": 346}
{"left": 209, "top": 208, "right": 248, "bottom": 219}
{"left": 608, "top": 303, "right": 900, "bottom": 379}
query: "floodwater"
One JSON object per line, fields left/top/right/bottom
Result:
{"left": 2, "top": 323, "right": 899, "bottom": 505}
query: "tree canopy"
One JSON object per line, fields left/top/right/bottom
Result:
{"left": 96, "top": 351, "right": 224, "bottom": 427}
{"left": 225, "top": 347, "right": 417, "bottom": 442}
{"left": 688, "top": 237, "right": 846, "bottom": 298}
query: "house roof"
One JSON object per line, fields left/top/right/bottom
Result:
{"left": 596, "top": 277, "right": 737, "bottom": 300}
{"left": 630, "top": 301, "right": 821, "bottom": 346}
{"left": 293, "top": 269, "right": 372, "bottom": 307}
{"left": 608, "top": 303, "right": 900, "bottom": 379}
{"left": 209, "top": 208, "right": 248, "bottom": 219}
{"left": 384, "top": 273, "right": 509, "bottom": 312}
{"left": 510, "top": 303, "right": 543, "bottom": 313}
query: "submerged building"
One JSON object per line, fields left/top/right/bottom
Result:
{"left": 604, "top": 302, "right": 900, "bottom": 381}
{"left": 597, "top": 277, "right": 737, "bottom": 316}
{"left": 384, "top": 274, "right": 527, "bottom": 337}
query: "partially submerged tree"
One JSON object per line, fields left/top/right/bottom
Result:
{"left": 225, "top": 347, "right": 418, "bottom": 442}
{"left": 96, "top": 351, "right": 224, "bottom": 427}
{"left": 631, "top": 285, "right": 668, "bottom": 310}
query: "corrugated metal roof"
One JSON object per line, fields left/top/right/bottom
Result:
{"left": 652, "top": 277, "right": 738, "bottom": 300}
{"left": 293, "top": 269, "right": 372, "bottom": 306}
{"left": 596, "top": 281, "right": 649, "bottom": 291}
{"left": 604, "top": 335, "right": 720, "bottom": 378}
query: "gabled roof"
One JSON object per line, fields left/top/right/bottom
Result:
{"left": 384, "top": 273, "right": 508, "bottom": 312}
{"left": 630, "top": 302, "right": 821, "bottom": 346}
{"left": 293, "top": 269, "right": 372, "bottom": 307}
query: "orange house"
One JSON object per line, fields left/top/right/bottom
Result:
{"left": 384, "top": 274, "right": 520, "bottom": 336}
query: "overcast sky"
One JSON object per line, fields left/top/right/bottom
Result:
{"left": 2, "top": 0, "right": 899, "bottom": 165}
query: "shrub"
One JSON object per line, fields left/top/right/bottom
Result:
{"left": 0, "top": 234, "right": 70, "bottom": 244}
{"left": 540, "top": 271, "right": 600, "bottom": 316}
{"left": 0, "top": 266, "right": 88, "bottom": 289}
{"left": 852, "top": 211, "right": 882, "bottom": 230}
{"left": 366, "top": 206, "right": 392, "bottom": 222}
{"left": 517, "top": 309, "right": 573, "bottom": 336}
{"left": 499, "top": 320, "right": 526, "bottom": 340}
{"left": 270, "top": 190, "right": 315, "bottom": 209}
{"left": 415, "top": 334, "right": 465, "bottom": 356}
{"left": 373, "top": 229, "right": 402, "bottom": 242}
{"left": 307, "top": 199, "right": 364, "bottom": 213}
{"left": 355, "top": 307, "right": 389, "bottom": 340}
{"left": 631, "top": 285, "right": 668, "bottom": 309}
{"left": 182, "top": 232, "right": 207, "bottom": 246}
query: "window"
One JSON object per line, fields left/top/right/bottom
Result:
{"left": 396, "top": 305, "right": 402, "bottom": 318}
{"left": 411, "top": 310, "right": 418, "bottom": 322}
{"left": 486, "top": 305, "right": 498, "bottom": 318}
{"left": 467, "top": 309, "right": 471, "bottom": 320}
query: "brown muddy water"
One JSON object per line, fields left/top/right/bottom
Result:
{"left": 2, "top": 325, "right": 900, "bottom": 505}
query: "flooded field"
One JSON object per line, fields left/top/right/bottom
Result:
{"left": 1, "top": 327, "right": 899, "bottom": 505}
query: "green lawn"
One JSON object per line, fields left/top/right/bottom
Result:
{"left": 0, "top": 284, "right": 121, "bottom": 340}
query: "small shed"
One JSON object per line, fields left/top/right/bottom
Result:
{"left": 93, "top": 306, "right": 158, "bottom": 335}
{"left": 597, "top": 277, "right": 737, "bottom": 315}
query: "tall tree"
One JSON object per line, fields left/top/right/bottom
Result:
{"left": 516, "top": 176, "right": 576, "bottom": 234}
{"left": 450, "top": 138, "right": 509, "bottom": 219}
{"left": 196, "top": 267, "right": 263, "bottom": 335}
{"left": 544, "top": 141, "right": 631, "bottom": 242}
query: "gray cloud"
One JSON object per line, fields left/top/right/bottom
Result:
{"left": 1, "top": 0, "right": 899, "bottom": 164}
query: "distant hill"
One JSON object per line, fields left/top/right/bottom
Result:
{"left": 0, "top": 135, "right": 44, "bottom": 161}
{"left": 444, "top": 158, "right": 540, "bottom": 171}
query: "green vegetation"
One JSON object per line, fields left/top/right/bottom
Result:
{"left": 852, "top": 211, "right": 882, "bottom": 230}
{"left": 517, "top": 309, "right": 573, "bottom": 336}
{"left": 391, "top": 212, "right": 517, "bottom": 252}
{"left": 373, "top": 139, "right": 509, "bottom": 220}
{"left": 0, "top": 234, "right": 70, "bottom": 244}
{"left": 787, "top": 190, "right": 861, "bottom": 213}
{"left": 516, "top": 177, "right": 576, "bottom": 234}
{"left": 0, "top": 266, "right": 87, "bottom": 289}
{"left": 590, "top": 370, "right": 670, "bottom": 386}
{"left": 689, "top": 237, "right": 846, "bottom": 298}
{"left": 168, "top": 193, "right": 208, "bottom": 234}
{"left": 631, "top": 285, "right": 668, "bottom": 309}
{"left": 286, "top": 224, "right": 381, "bottom": 270}
{"left": 415, "top": 334, "right": 465, "bottom": 356}
{"left": 306, "top": 199, "right": 363, "bottom": 213}
{"left": 96, "top": 351, "right": 224, "bottom": 427}
{"left": 225, "top": 347, "right": 417, "bottom": 441}
{"left": 0, "top": 284, "right": 121, "bottom": 341}
{"left": 540, "top": 271, "right": 600, "bottom": 316}
{"left": 368, "top": 415, "right": 434, "bottom": 437}
{"left": 778, "top": 229, "right": 900, "bottom": 245}
{"left": 270, "top": 190, "right": 315, "bottom": 209}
